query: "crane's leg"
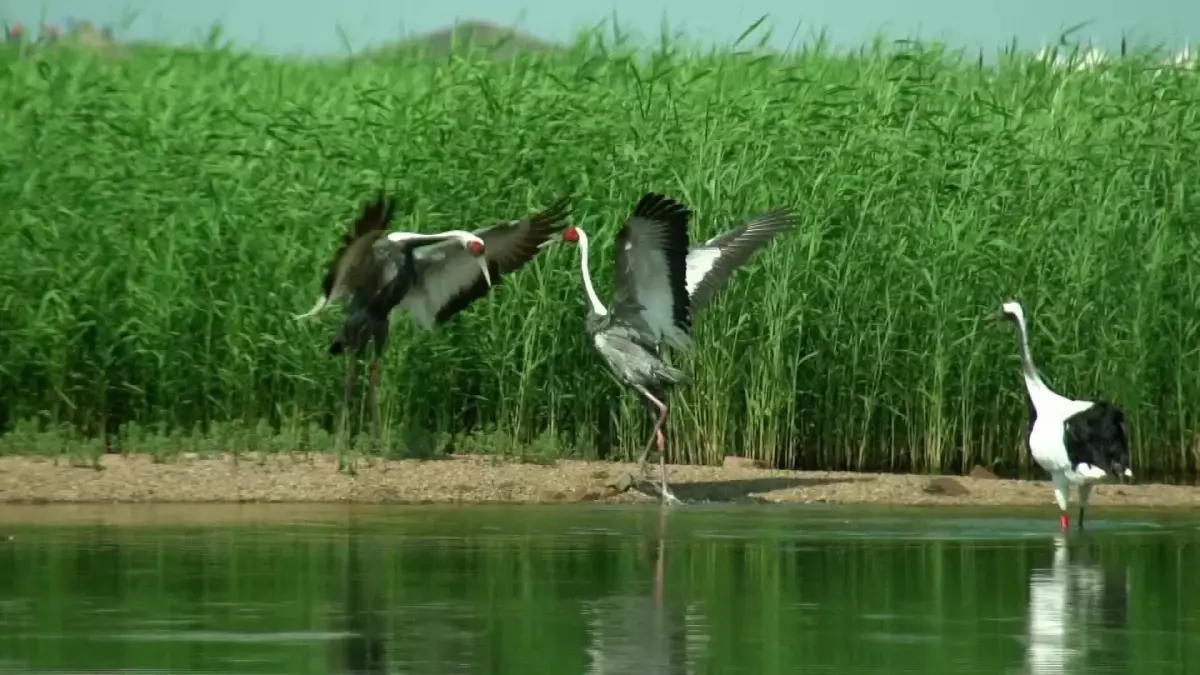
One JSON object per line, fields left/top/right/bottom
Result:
{"left": 635, "top": 386, "right": 667, "bottom": 477}
{"left": 1077, "top": 483, "right": 1093, "bottom": 531}
{"left": 632, "top": 384, "right": 682, "bottom": 506}
{"left": 1052, "top": 472, "right": 1070, "bottom": 531}
{"left": 366, "top": 358, "right": 382, "bottom": 445}
{"left": 638, "top": 429, "right": 665, "bottom": 478}
{"left": 341, "top": 356, "right": 359, "bottom": 439}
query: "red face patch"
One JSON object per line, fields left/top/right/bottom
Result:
{"left": 467, "top": 240, "right": 485, "bottom": 255}
{"left": 562, "top": 226, "right": 579, "bottom": 243}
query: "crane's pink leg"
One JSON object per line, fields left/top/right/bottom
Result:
{"left": 638, "top": 429, "right": 664, "bottom": 477}
{"left": 1052, "top": 474, "right": 1070, "bottom": 532}
{"left": 635, "top": 390, "right": 667, "bottom": 472}
{"left": 633, "top": 385, "right": 681, "bottom": 505}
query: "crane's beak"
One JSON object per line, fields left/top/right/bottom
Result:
{"left": 293, "top": 295, "right": 329, "bottom": 320}
{"left": 477, "top": 257, "right": 493, "bottom": 287}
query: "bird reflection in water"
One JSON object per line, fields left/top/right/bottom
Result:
{"left": 1023, "top": 534, "right": 1131, "bottom": 675}
{"left": 334, "top": 522, "right": 389, "bottom": 675}
{"left": 584, "top": 509, "right": 709, "bottom": 674}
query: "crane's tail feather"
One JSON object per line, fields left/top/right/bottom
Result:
{"left": 294, "top": 295, "right": 329, "bottom": 320}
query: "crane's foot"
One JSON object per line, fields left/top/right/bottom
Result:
{"left": 625, "top": 473, "right": 682, "bottom": 505}
{"left": 659, "top": 486, "right": 683, "bottom": 506}
{"left": 639, "top": 476, "right": 682, "bottom": 505}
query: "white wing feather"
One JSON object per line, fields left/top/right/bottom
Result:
{"left": 684, "top": 247, "right": 722, "bottom": 300}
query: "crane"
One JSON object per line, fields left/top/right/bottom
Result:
{"left": 999, "top": 299, "right": 1133, "bottom": 530}
{"left": 542, "top": 195, "right": 796, "bottom": 503}
{"left": 296, "top": 191, "right": 572, "bottom": 435}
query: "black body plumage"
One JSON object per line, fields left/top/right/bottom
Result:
{"left": 1064, "top": 401, "right": 1130, "bottom": 477}
{"left": 328, "top": 245, "right": 418, "bottom": 357}
{"left": 325, "top": 193, "right": 415, "bottom": 358}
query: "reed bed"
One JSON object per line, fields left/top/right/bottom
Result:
{"left": 2, "top": 35, "right": 1199, "bottom": 479}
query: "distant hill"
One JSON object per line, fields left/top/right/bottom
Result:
{"left": 366, "top": 20, "right": 565, "bottom": 60}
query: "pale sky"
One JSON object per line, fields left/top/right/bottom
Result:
{"left": 1, "top": 0, "right": 1196, "bottom": 57}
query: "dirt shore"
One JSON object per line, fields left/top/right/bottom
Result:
{"left": 0, "top": 453, "right": 1196, "bottom": 512}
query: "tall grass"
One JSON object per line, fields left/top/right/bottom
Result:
{"left": 2, "top": 33, "right": 1199, "bottom": 479}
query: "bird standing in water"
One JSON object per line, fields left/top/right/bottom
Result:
{"left": 998, "top": 299, "right": 1132, "bottom": 531}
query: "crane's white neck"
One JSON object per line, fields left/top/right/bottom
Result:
{"left": 574, "top": 228, "right": 608, "bottom": 316}
{"left": 387, "top": 230, "right": 480, "bottom": 246}
{"left": 1004, "top": 303, "right": 1048, "bottom": 397}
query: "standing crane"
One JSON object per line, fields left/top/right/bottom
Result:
{"left": 542, "top": 195, "right": 796, "bottom": 503}
{"left": 295, "top": 192, "right": 572, "bottom": 436}
{"left": 999, "top": 299, "right": 1133, "bottom": 531}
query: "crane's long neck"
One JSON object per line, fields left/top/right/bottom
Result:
{"left": 1011, "top": 313, "right": 1048, "bottom": 397}
{"left": 576, "top": 229, "right": 608, "bottom": 316}
{"left": 389, "top": 230, "right": 473, "bottom": 245}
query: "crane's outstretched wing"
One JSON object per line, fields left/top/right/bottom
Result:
{"left": 400, "top": 196, "right": 572, "bottom": 328}
{"left": 686, "top": 207, "right": 796, "bottom": 314}
{"left": 610, "top": 192, "right": 693, "bottom": 350}
{"left": 295, "top": 191, "right": 397, "bottom": 320}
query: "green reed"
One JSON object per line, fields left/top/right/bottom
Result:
{"left": 1, "top": 35, "right": 1199, "bottom": 479}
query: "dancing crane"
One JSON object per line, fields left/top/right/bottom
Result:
{"left": 543, "top": 198, "right": 796, "bottom": 501}
{"left": 296, "top": 192, "right": 572, "bottom": 433}
{"left": 999, "top": 299, "right": 1132, "bottom": 531}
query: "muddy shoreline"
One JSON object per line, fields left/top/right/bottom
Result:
{"left": 0, "top": 454, "right": 1196, "bottom": 514}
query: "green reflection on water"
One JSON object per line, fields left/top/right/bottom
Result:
{"left": 0, "top": 505, "right": 1195, "bottom": 674}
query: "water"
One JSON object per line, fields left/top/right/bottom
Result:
{"left": 0, "top": 504, "right": 1196, "bottom": 674}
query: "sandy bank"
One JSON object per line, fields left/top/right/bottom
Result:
{"left": 0, "top": 454, "right": 1196, "bottom": 515}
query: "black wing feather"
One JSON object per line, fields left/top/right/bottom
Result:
{"left": 612, "top": 193, "right": 693, "bottom": 337}
{"left": 431, "top": 196, "right": 572, "bottom": 324}
{"left": 321, "top": 191, "right": 399, "bottom": 299}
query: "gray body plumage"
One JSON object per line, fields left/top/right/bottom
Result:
{"left": 588, "top": 313, "right": 687, "bottom": 397}
{"left": 582, "top": 193, "right": 695, "bottom": 414}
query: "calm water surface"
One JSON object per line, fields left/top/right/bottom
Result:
{"left": 0, "top": 504, "right": 1196, "bottom": 674}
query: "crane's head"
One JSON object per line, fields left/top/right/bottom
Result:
{"left": 998, "top": 299, "right": 1025, "bottom": 326}
{"left": 452, "top": 231, "right": 485, "bottom": 257}
{"left": 537, "top": 225, "right": 582, "bottom": 250}
{"left": 454, "top": 233, "right": 491, "bottom": 286}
